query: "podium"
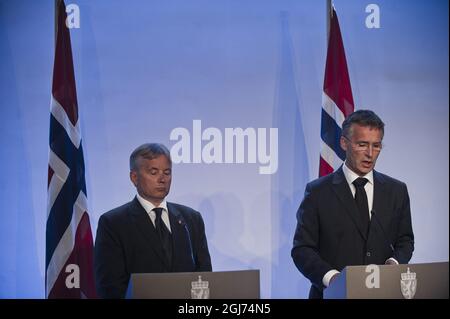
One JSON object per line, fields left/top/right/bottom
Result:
{"left": 324, "top": 262, "right": 448, "bottom": 299}
{"left": 126, "top": 269, "right": 260, "bottom": 299}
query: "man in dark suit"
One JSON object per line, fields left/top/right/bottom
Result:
{"left": 95, "top": 143, "right": 212, "bottom": 298}
{"left": 292, "top": 110, "right": 414, "bottom": 299}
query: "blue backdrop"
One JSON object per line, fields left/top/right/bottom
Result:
{"left": 0, "top": 0, "right": 448, "bottom": 298}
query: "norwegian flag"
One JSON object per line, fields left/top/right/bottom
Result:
{"left": 319, "top": 6, "right": 354, "bottom": 177}
{"left": 46, "top": 0, "right": 96, "bottom": 298}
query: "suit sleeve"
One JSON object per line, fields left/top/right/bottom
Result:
{"left": 291, "top": 183, "right": 333, "bottom": 289}
{"left": 191, "top": 211, "right": 212, "bottom": 271}
{"left": 94, "top": 215, "right": 129, "bottom": 298}
{"left": 392, "top": 183, "right": 414, "bottom": 264}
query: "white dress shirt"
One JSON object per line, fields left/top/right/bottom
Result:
{"left": 342, "top": 163, "right": 374, "bottom": 217}
{"left": 136, "top": 193, "right": 172, "bottom": 233}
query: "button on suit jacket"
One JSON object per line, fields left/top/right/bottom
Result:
{"left": 95, "top": 197, "right": 212, "bottom": 298}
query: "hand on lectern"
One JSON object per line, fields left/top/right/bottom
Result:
{"left": 329, "top": 273, "right": 339, "bottom": 285}
{"left": 385, "top": 259, "right": 398, "bottom": 265}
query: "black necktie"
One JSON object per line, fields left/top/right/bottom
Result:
{"left": 153, "top": 208, "right": 173, "bottom": 267}
{"left": 353, "top": 178, "right": 370, "bottom": 236}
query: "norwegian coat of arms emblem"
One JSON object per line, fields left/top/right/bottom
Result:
{"left": 400, "top": 267, "right": 417, "bottom": 299}
{"left": 191, "top": 275, "right": 210, "bottom": 299}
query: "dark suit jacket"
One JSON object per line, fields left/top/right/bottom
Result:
{"left": 94, "top": 197, "right": 212, "bottom": 298}
{"left": 291, "top": 167, "right": 414, "bottom": 299}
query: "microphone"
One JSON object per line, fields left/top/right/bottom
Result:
{"left": 178, "top": 218, "right": 195, "bottom": 265}
{"left": 371, "top": 210, "right": 395, "bottom": 253}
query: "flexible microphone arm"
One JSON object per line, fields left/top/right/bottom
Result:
{"left": 371, "top": 210, "right": 395, "bottom": 253}
{"left": 179, "top": 219, "right": 196, "bottom": 265}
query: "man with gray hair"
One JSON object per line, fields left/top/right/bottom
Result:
{"left": 95, "top": 143, "right": 212, "bottom": 298}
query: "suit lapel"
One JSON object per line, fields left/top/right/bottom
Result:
{"left": 167, "top": 203, "right": 188, "bottom": 258}
{"left": 331, "top": 167, "right": 368, "bottom": 241}
{"left": 128, "top": 197, "right": 169, "bottom": 268}
{"left": 372, "top": 170, "right": 390, "bottom": 229}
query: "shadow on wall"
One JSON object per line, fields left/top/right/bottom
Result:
{"left": 199, "top": 193, "right": 270, "bottom": 298}
{"left": 0, "top": 4, "right": 42, "bottom": 297}
{"left": 198, "top": 193, "right": 252, "bottom": 272}
{"left": 78, "top": 5, "right": 112, "bottom": 237}
{"left": 270, "top": 12, "right": 311, "bottom": 299}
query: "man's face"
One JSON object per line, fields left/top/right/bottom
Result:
{"left": 340, "top": 124, "right": 383, "bottom": 176}
{"left": 130, "top": 155, "right": 172, "bottom": 206}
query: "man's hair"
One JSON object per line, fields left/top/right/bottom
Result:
{"left": 129, "top": 143, "right": 171, "bottom": 171}
{"left": 342, "top": 110, "right": 385, "bottom": 138}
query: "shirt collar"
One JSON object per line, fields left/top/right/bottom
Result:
{"left": 342, "top": 161, "right": 374, "bottom": 186}
{"left": 136, "top": 193, "right": 168, "bottom": 214}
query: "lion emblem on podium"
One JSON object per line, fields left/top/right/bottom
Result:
{"left": 400, "top": 267, "right": 417, "bottom": 299}
{"left": 191, "top": 276, "right": 210, "bottom": 299}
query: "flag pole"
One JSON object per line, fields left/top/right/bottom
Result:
{"left": 54, "top": 0, "right": 59, "bottom": 47}
{"left": 326, "top": 0, "right": 332, "bottom": 41}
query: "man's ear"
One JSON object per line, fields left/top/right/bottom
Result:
{"left": 340, "top": 136, "right": 348, "bottom": 151}
{"left": 130, "top": 171, "right": 138, "bottom": 187}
